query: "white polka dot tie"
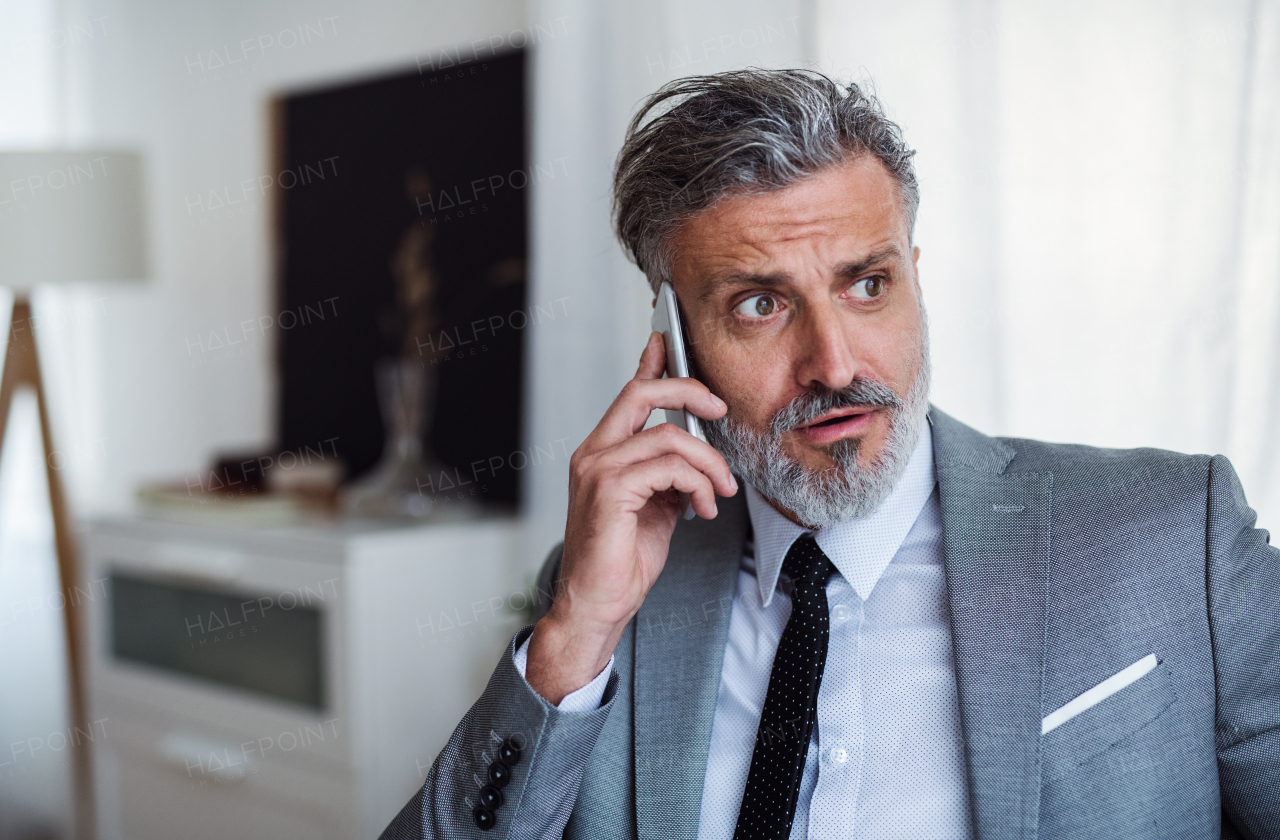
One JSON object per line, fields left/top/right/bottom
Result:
{"left": 732, "top": 534, "right": 836, "bottom": 840}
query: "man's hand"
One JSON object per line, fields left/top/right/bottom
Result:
{"left": 526, "top": 332, "right": 737, "bottom": 705}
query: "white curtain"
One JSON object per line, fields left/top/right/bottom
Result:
{"left": 814, "top": 0, "right": 1280, "bottom": 529}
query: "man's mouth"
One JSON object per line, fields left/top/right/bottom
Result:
{"left": 792, "top": 407, "right": 879, "bottom": 445}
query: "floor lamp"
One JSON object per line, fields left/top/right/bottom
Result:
{"left": 0, "top": 151, "right": 147, "bottom": 840}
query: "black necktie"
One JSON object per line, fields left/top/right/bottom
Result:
{"left": 733, "top": 534, "right": 837, "bottom": 840}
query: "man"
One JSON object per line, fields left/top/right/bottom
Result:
{"left": 381, "top": 70, "right": 1280, "bottom": 839}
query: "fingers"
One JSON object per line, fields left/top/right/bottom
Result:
{"left": 602, "top": 422, "right": 737, "bottom": 497}
{"left": 630, "top": 453, "right": 721, "bottom": 519}
{"left": 594, "top": 377, "right": 728, "bottom": 443}
{"left": 635, "top": 332, "right": 665, "bottom": 380}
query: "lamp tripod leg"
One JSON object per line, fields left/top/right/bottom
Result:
{"left": 0, "top": 296, "right": 96, "bottom": 840}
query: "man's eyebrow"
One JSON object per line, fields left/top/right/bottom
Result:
{"left": 833, "top": 245, "right": 904, "bottom": 279}
{"left": 698, "top": 271, "right": 789, "bottom": 301}
{"left": 696, "top": 245, "right": 905, "bottom": 301}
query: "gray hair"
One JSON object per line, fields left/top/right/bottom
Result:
{"left": 613, "top": 69, "right": 919, "bottom": 292}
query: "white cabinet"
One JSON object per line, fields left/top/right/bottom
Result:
{"left": 82, "top": 515, "right": 531, "bottom": 839}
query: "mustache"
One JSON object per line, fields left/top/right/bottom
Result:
{"left": 769, "top": 378, "right": 903, "bottom": 436}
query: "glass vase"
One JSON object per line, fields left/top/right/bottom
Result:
{"left": 343, "top": 358, "right": 474, "bottom": 521}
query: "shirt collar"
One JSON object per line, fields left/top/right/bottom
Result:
{"left": 744, "top": 421, "right": 937, "bottom": 607}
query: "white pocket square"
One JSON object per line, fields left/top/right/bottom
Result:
{"left": 1041, "top": 654, "right": 1158, "bottom": 735}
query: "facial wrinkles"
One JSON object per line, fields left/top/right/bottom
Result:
{"left": 703, "top": 301, "right": 931, "bottom": 527}
{"left": 680, "top": 181, "right": 891, "bottom": 280}
{"left": 676, "top": 160, "right": 923, "bottom": 524}
{"left": 691, "top": 248, "right": 915, "bottom": 441}
{"left": 721, "top": 216, "right": 861, "bottom": 272}
{"left": 693, "top": 218, "right": 905, "bottom": 292}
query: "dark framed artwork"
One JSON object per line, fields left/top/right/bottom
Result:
{"left": 274, "top": 50, "right": 527, "bottom": 508}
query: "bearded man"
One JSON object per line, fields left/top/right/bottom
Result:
{"left": 382, "top": 69, "right": 1280, "bottom": 840}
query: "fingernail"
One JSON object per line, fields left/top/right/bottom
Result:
{"left": 730, "top": 474, "right": 738, "bottom": 492}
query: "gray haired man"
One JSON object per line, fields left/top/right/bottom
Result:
{"left": 381, "top": 70, "right": 1280, "bottom": 839}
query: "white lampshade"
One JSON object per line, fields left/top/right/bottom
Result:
{"left": 0, "top": 151, "right": 148, "bottom": 290}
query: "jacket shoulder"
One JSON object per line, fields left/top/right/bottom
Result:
{"left": 997, "top": 435, "right": 1213, "bottom": 502}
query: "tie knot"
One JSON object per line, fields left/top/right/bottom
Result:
{"left": 780, "top": 534, "right": 835, "bottom": 591}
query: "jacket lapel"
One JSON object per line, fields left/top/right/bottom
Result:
{"left": 931, "top": 407, "right": 1053, "bottom": 840}
{"left": 633, "top": 492, "right": 748, "bottom": 840}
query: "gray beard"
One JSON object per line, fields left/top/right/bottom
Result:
{"left": 703, "top": 331, "right": 931, "bottom": 528}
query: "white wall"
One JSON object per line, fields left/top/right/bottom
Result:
{"left": 40, "top": 0, "right": 815, "bottom": 552}
{"left": 4, "top": 2, "right": 809, "bottom": 827}
{"left": 48, "top": 0, "right": 527, "bottom": 515}
{"left": 1, "top": 0, "right": 528, "bottom": 831}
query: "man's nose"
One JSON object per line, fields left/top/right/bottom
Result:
{"left": 794, "top": 301, "right": 857, "bottom": 391}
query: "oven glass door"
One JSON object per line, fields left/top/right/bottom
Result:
{"left": 109, "top": 571, "right": 324, "bottom": 710}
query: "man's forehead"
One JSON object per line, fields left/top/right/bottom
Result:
{"left": 670, "top": 156, "right": 909, "bottom": 284}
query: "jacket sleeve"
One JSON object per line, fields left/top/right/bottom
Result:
{"left": 1206, "top": 455, "right": 1280, "bottom": 838}
{"left": 379, "top": 545, "right": 614, "bottom": 840}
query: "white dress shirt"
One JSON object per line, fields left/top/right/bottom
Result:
{"left": 515, "top": 423, "right": 973, "bottom": 838}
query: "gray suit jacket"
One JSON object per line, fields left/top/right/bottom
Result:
{"left": 381, "top": 407, "right": 1280, "bottom": 839}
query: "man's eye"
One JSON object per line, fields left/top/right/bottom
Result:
{"left": 850, "top": 277, "right": 884, "bottom": 299}
{"left": 733, "top": 294, "right": 781, "bottom": 318}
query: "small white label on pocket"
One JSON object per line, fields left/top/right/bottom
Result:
{"left": 1041, "top": 653, "right": 1158, "bottom": 735}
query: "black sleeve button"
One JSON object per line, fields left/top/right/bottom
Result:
{"left": 472, "top": 805, "right": 495, "bottom": 831}
{"left": 478, "top": 784, "right": 503, "bottom": 810}
{"left": 498, "top": 736, "right": 522, "bottom": 767}
{"left": 487, "top": 760, "right": 510, "bottom": 788}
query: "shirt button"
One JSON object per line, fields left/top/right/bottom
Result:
{"left": 829, "top": 746, "right": 849, "bottom": 764}
{"left": 830, "top": 604, "right": 851, "bottom": 624}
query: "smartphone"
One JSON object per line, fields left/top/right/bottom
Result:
{"left": 650, "top": 281, "right": 707, "bottom": 519}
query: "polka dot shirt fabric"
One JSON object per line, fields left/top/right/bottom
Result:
{"left": 699, "top": 423, "right": 975, "bottom": 840}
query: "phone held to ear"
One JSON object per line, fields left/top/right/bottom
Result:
{"left": 651, "top": 281, "right": 707, "bottom": 520}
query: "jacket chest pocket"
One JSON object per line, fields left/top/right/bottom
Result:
{"left": 1040, "top": 658, "right": 1177, "bottom": 783}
